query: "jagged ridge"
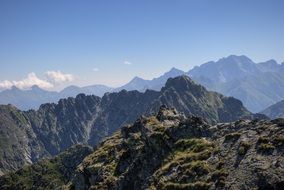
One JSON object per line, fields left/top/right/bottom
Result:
{"left": 1, "top": 107, "right": 283, "bottom": 190}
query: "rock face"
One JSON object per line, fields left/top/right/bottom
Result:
{"left": 261, "top": 99, "right": 284, "bottom": 119}
{"left": 0, "top": 105, "right": 49, "bottom": 176}
{"left": 0, "top": 76, "right": 252, "bottom": 175}
{"left": 1, "top": 107, "right": 283, "bottom": 190}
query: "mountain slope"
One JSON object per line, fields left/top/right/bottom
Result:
{"left": 0, "top": 144, "right": 92, "bottom": 189}
{"left": 0, "top": 84, "right": 113, "bottom": 110}
{"left": 257, "top": 59, "right": 284, "bottom": 73}
{"left": 0, "top": 105, "right": 49, "bottom": 176}
{"left": 0, "top": 76, "right": 252, "bottom": 175}
{"left": 1, "top": 107, "right": 283, "bottom": 190}
{"left": 212, "top": 72, "right": 284, "bottom": 113}
{"left": 261, "top": 99, "right": 284, "bottom": 119}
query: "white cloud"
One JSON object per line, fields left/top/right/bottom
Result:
{"left": 46, "top": 70, "right": 74, "bottom": 83}
{"left": 0, "top": 71, "right": 75, "bottom": 91}
{"left": 93, "top": 68, "right": 99, "bottom": 72}
{"left": 124, "top": 61, "right": 132, "bottom": 65}
{"left": 0, "top": 80, "right": 13, "bottom": 89}
{"left": 0, "top": 72, "right": 54, "bottom": 90}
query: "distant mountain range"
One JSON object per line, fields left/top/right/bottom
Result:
{"left": 0, "top": 68, "right": 185, "bottom": 111}
{"left": 0, "top": 84, "right": 113, "bottom": 110}
{"left": 188, "top": 55, "right": 284, "bottom": 113}
{"left": 261, "top": 99, "right": 284, "bottom": 119}
{"left": 118, "top": 55, "right": 284, "bottom": 113}
{"left": 0, "top": 75, "right": 256, "bottom": 175}
{"left": 1, "top": 55, "right": 284, "bottom": 113}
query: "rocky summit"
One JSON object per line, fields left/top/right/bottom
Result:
{"left": 1, "top": 106, "right": 283, "bottom": 190}
{"left": 0, "top": 76, "right": 256, "bottom": 175}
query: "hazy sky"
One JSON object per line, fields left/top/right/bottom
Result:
{"left": 0, "top": 0, "right": 283, "bottom": 90}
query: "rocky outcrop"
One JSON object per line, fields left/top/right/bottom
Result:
{"left": 1, "top": 107, "right": 283, "bottom": 190}
{"left": 0, "top": 76, "right": 252, "bottom": 175}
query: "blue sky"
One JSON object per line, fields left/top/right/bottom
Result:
{"left": 0, "top": 0, "right": 283, "bottom": 90}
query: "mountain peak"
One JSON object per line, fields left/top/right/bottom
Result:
{"left": 31, "top": 85, "right": 41, "bottom": 90}
{"left": 267, "top": 59, "right": 278, "bottom": 64}
{"left": 258, "top": 59, "right": 278, "bottom": 66}
{"left": 165, "top": 75, "right": 195, "bottom": 85}
{"left": 164, "top": 75, "right": 201, "bottom": 91}
{"left": 61, "top": 85, "right": 81, "bottom": 92}
{"left": 257, "top": 59, "right": 282, "bottom": 72}
{"left": 163, "top": 67, "right": 185, "bottom": 76}
{"left": 221, "top": 55, "right": 253, "bottom": 63}
{"left": 169, "top": 67, "right": 182, "bottom": 72}
{"left": 10, "top": 85, "right": 20, "bottom": 91}
{"left": 131, "top": 76, "right": 144, "bottom": 81}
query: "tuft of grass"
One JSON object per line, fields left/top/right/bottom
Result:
{"left": 258, "top": 143, "right": 275, "bottom": 153}
{"left": 182, "top": 161, "right": 211, "bottom": 176}
{"left": 175, "top": 139, "right": 213, "bottom": 153}
{"left": 147, "top": 116, "right": 160, "bottom": 125}
{"left": 258, "top": 136, "right": 270, "bottom": 144}
{"left": 273, "top": 135, "right": 284, "bottom": 146}
{"left": 238, "top": 141, "right": 251, "bottom": 155}
{"left": 211, "top": 168, "right": 228, "bottom": 187}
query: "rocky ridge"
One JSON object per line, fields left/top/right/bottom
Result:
{"left": 1, "top": 107, "right": 283, "bottom": 190}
